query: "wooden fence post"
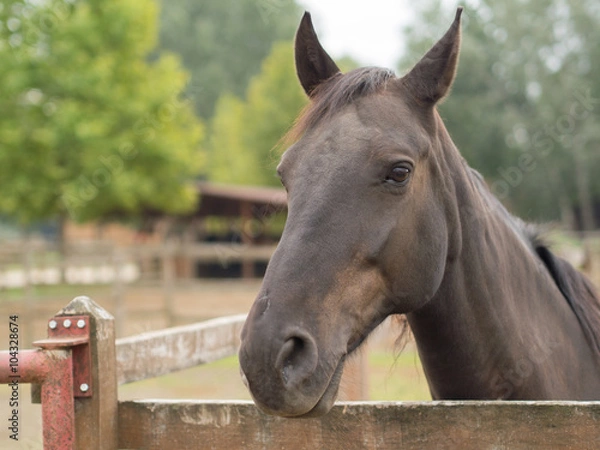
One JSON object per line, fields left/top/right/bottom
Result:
{"left": 162, "top": 242, "right": 176, "bottom": 327}
{"left": 590, "top": 237, "right": 600, "bottom": 288}
{"left": 23, "top": 241, "right": 35, "bottom": 346}
{"left": 111, "top": 248, "right": 126, "bottom": 338}
{"left": 240, "top": 201, "right": 255, "bottom": 279}
{"left": 56, "top": 296, "right": 118, "bottom": 449}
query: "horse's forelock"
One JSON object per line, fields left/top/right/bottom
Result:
{"left": 284, "top": 67, "right": 395, "bottom": 145}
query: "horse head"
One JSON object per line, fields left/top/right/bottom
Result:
{"left": 239, "top": 9, "right": 464, "bottom": 417}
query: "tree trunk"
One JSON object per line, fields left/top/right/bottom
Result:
{"left": 57, "top": 214, "right": 68, "bottom": 283}
{"left": 559, "top": 193, "right": 576, "bottom": 230}
{"left": 573, "top": 144, "right": 596, "bottom": 232}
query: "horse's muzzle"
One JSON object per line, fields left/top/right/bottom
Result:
{"left": 238, "top": 294, "right": 343, "bottom": 417}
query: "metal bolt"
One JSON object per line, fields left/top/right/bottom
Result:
{"left": 63, "top": 319, "right": 72, "bottom": 328}
{"left": 48, "top": 320, "right": 58, "bottom": 330}
{"left": 79, "top": 383, "right": 89, "bottom": 393}
{"left": 76, "top": 319, "right": 86, "bottom": 329}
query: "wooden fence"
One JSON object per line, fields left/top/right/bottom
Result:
{"left": 1, "top": 295, "right": 598, "bottom": 449}
{"left": 3, "top": 234, "right": 599, "bottom": 347}
{"left": 119, "top": 400, "right": 600, "bottom": 449}
{"left": 0, "top": 240, "right": 278, "bottom": 290}
{"left": 0, "top": 240, "right": 277, "bottom": 342}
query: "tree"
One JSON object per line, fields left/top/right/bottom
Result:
{"left": 157, "top": 0, "right": 301, "bottom": 118}
{"left": 0, "top": 0, "right": 204, "bottom": 237}
{"left": 207, "top": 41, "right": 308, "bottom": 186}
{"left": 400, "top": 1, "right": 600, "bottom": 227}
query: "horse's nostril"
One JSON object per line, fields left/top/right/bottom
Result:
{"left": 275, "top": 332, "right": 318, "bottom": 387}
{"left": 279, "top": 337, "right": 304, "bottom": 384}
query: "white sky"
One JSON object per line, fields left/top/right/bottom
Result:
{"left": 296, "top": 0, "right": 416, "bottom": 70}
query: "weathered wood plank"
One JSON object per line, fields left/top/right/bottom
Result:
{"left": 116, "top": 314, "right": 246, "bottom": 385}
{"left": 180, "top": 243, "right": 277, "bottom": 262}
{"left": 123, "top": 243, "right": 277, "bottom": 262}
{"left": 118, "top": 400, "right": 600, "bottom": 450}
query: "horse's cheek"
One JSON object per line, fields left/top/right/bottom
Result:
{"left": 382, "top": 210, "right": 448, "bottom": 311}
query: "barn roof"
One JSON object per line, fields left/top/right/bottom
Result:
{"left": 194, "top": 182, "right": 287, "bottom": 218}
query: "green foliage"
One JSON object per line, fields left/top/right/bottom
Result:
{"left": 401, "top": 0, "right": 600, "bottom": 226}
{"left": 157, "top": 0, "right": 300, "bottom": 118}
{"left": 207, "top": 41, "right": 308, "bottom": 186}
{"left": 0, "top": 0, "right": 204, "bottom": 224}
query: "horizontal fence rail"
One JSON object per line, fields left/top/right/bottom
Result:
{"left": 116, "top": 314, "right": 246, "bottom": 385}
{"left": 118, "top": 400, "right": 600, "bottom": 450}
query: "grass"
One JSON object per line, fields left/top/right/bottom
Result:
{"left": 368, "top": 348, "right": 430, "bottom": 401}
{"left": 119, "top": 355, "right": 252, "bottom": 401}
{"left": 0, "top": 283, "right": 110, "bottom": 303}
{"left": 119, "top": 346, "right": 431, "bottom": 402}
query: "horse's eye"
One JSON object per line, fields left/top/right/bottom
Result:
{"left": 386, "top": 166, "right": 411, "bottom": 185}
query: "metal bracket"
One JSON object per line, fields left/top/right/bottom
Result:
{"left": 33, "top": 315, "right": 92, "bottom": 398}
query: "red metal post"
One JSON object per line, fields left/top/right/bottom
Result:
{"left": 0, "top": 298, "right": 117, "bottom": 449}
{"left": 0, "top": 313, "right": 91, "bottom": 449}
{"left": 40, "top": 350, "right": 75, "bottom": 449}
{"left": 0, "top": 349, "right": 75, "bottom": 449}
{"left": 34, "top": 315, "right": 93, "bottom": 398}
{"left": 0, "top": 349, "right": 49, "bottom": 383}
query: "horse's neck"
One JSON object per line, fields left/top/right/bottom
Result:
{"left": 407, "top": 147, "right": 596, "bottom": 399}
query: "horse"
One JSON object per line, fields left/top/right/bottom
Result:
{"left": 238, "top": 8, "right": 600, "bottom": 418}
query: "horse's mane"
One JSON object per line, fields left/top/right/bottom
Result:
{"left": 533, "top": 238, "right": 600, "bottom": 355}
{"left": 471, "top": 166, "right": 600, "bottom": 357}
{"left": 285, "top": 67, "right": 395, "bottom": 143}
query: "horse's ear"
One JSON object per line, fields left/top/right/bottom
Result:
{"left": 295, "top": 12, "right": 341, "bottom": 97}
{"left": 401, "top": 7, "right": 463, "bottom": 105}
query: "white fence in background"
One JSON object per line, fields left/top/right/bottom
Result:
{"left": 0, "top": 263, "right": 140, "bottom": 288}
